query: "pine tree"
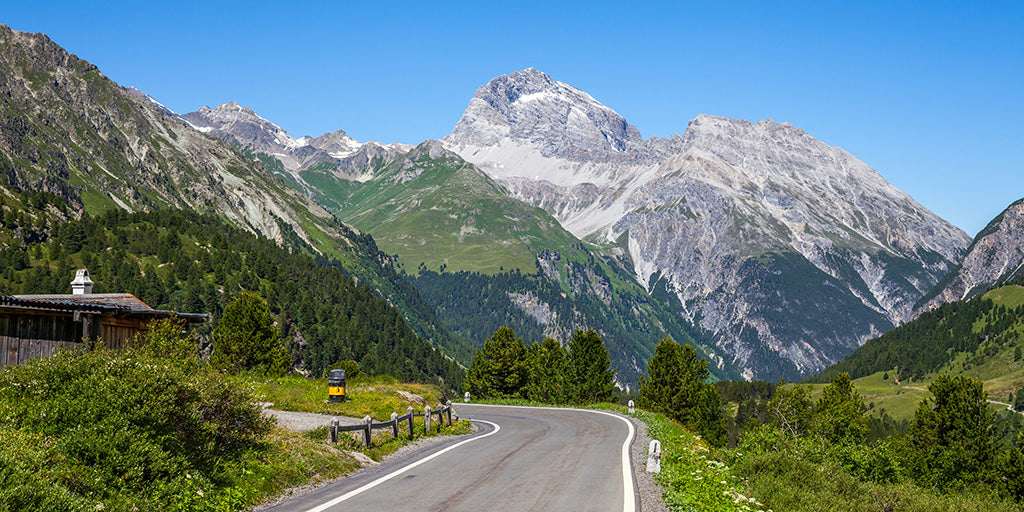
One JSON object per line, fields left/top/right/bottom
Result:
{"left": 638, "top": 338, "right": 726, "bottom": 446}
{"left": 567, "top": 329, "right": 616, "bottom": 404}
{"left": 526, "top": 337, "right": 570, "bottom": 404}
{"left": 813, "top": 372, "right": 867, "bottom": 443}
{"left": 464, "top": 326, "right": 530, "bottom": 399}
{"left": 212, "top": 292, "right": 288, "bottom": 376}
{"left": 910, "top": 374, "right": 996, "bottom": 489}
{"left": 637, "top": 337, "right": 684, "bottom": 415}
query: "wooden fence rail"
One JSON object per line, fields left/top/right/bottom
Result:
{"left": 328, "top": 401, "right": 455, "bottom": 447}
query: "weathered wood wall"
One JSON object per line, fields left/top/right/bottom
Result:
{"left": 0, "top": 310, "right": 121, "bottom": 368}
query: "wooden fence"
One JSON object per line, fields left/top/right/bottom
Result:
{"left": 329, "top": 401, "right": 455, "bottom": 447}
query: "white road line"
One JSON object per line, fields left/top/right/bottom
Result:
{"left": 458, "top": 404, "right": 637, "bottom": 512}
{"left": 302, "top": 420, "right": 501, "bottom": 512}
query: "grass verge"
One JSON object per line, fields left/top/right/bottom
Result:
{"left": 238, "top": 373, "right": 446, "bottom": 418}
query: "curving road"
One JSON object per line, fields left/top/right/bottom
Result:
{"left": 263, "top": 404, "right": 638, "bottom": 512}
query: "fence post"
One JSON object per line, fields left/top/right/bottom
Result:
{"left": 391, "top": 412, "right": 399, "bottom": 439}
{"left": 329, "top": 418, "right": 338, "bottom": 444}
{"left": 647, "top": 440, "right": 661, "bottom": 473}
{"left": 406, "top": 406, "right": 414, "bottom": 438}
{"left": 363, "top": 415, "right": 372, "bottom": 448}
{"left": 446, "top": 401, "right": 453, "bottom": 425}
{"left": 628, "top": 400, "right": 635, "bottom": 414}
{"left": 424, "top": 404, "right": 432, "bottom": 432}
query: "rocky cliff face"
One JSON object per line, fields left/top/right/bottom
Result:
{"left": 915, "top": 198, "right": 1024, "bottom": 313}
{"left": 445, "top": 68, "right": 971, "bottom": 379}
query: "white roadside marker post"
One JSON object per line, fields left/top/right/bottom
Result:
{"left": 647, "top": 440, "right": 661, "bottom": 473}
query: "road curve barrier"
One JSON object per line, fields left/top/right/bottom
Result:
{"left": 328, "top": 401, "right": 455, "bottom": 447}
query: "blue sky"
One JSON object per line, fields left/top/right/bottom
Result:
{"left": 4, "top": 1, "right": 1022, "bottom": 236}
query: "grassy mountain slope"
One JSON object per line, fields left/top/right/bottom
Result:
{"left": 315, "top": 141, "right": 580, "bottom": 275}
{"left": 811, "top": 284, "right": 1024, "bottom": 429}
{"left": 0, "top": 25, "right": 471, "bottom": 362}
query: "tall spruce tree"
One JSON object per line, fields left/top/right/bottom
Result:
{"left": 464, "top": 326, "right": 530, "bottom": 399}
{"left": 567, "top": 329, "right": 616, "bottom": 404}
{"left": 910, "top": 374, "right": 996, "bottom": 489}
{"left": 526, "top": 337, "right": 570, "bottom": 404}
{"left": 212, "top": 291, "right": 288, "bottom": 376}
{"left": 637, "top": 337, "right": 684, "bottom": 415}
{"left": 638, "top": 338, "right": 726, "bottom": 446}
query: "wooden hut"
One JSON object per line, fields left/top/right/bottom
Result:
{"left": 0, "top": 269, "right": 207, "bottom": 368}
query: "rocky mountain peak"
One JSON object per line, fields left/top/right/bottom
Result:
{"left": 181, "top": 101, "right": 304, "bottom": 152}
{"left": 309, "top": 129, "right": 359, "bottom": 155}
{"left": 446, "top": 68, "right": 643, "bottom": 157}
{"left": 915, "top": 198, "right": 1024, "bottom": 314}
{"left": 408, "top": 139, "right": 458, "bottom": 161}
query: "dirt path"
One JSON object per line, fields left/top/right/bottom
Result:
{"left": 987, "top": 399, "right": 1023, "bottom": 417}
{"left": 258, "top": 403, "right": 364, "bottom": 432}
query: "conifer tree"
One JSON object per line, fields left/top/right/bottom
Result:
{"left": 638, "top": 338, "right": 726, "bottom": 446}
{"left": 567, "top": 329, "right": 616, "bottom": 404}
{"left": 813, "top": 372, "right": 867, "bottom": 443}
{"left": 637, "top": 337, "right": 684, "bottom": 415}
{"left": 910, "top": 374, "right": 996, "bottom": 489}
{"left": 464, "top": 326, "right": 530, "bottom": 399}
{"left": 212, "top": 291, "right": 288, "bottom": 376}
{"left": 526, "top": 337, "right": 569, "bottom": 404}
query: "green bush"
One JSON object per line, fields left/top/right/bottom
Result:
{"left": 0, "top": 346, "right": 273, "bottom": 510}
{"left": 330, "top": 359, "right": 362, "bottom": 379}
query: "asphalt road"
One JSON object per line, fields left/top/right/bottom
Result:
{"left": 263, "top": 404, "right": 638, "bottom": 512}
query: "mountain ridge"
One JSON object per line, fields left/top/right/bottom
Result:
{"left": 914, "top": 197, "right": 1024, "bottom": 314}
{"left": 444, "top": 68, "right": 971, "bottom": 380}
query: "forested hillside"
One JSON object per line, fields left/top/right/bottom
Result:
{"left": 0, "top": 189, "right": 464, "bottom": 388}
{"left": 410, "top": 256, "right": 736, "bottom": 385}
{"left": 814, "top": 283, "right": 1024, "bottom": 383}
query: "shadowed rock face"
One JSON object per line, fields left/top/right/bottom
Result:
{"left": 915, "top": 198, "right": 1024, "bottom": 315}
{"left": 445, "top": 68, "right": 971, "bottom": 380}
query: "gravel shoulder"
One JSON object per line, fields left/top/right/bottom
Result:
{"left": 263, "top": 407, "right": 364, "bottom": 431}
{"left": 630, "top": 415, "right": 669, "bottom": 512}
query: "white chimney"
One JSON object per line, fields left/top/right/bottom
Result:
{"left": 71, "top": 269, "right": 93, "bottom": 295}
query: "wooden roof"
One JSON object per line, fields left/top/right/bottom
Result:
{"left": 2, "top": 294, "right": 208, "bottom": 322}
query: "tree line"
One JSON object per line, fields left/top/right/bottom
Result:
{"left": 463, "top": 326, "right": 617, "bottom": 404}
{"left": 813, "top": 294, "right": 1023, "bottom": 382}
